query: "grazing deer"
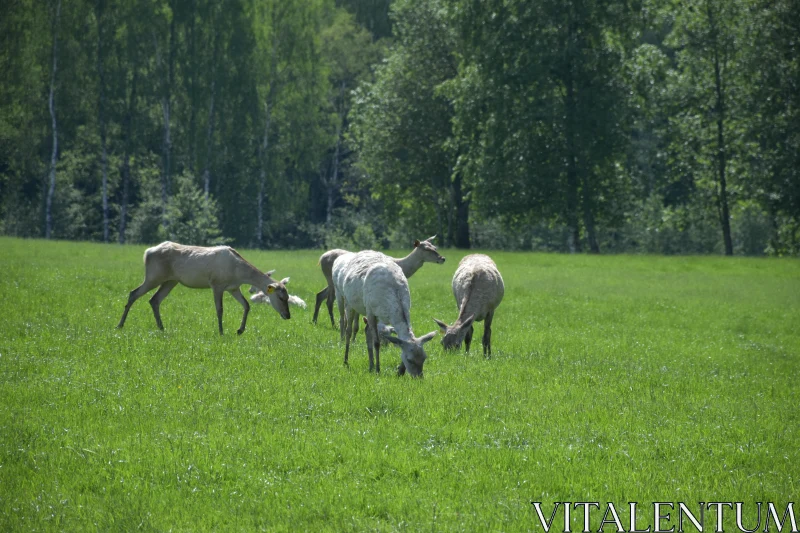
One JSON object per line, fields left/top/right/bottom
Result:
{"left": 434, "top": 254, "right": 504, "bottom": 357}
{"left": 336, "top": 250, "right": 437, "bottom": 376}
{"left": 117, "top": 241, "right": 291, "bottom": 335}
{"left": 314, "top": 236, "right": 445, "bottom": 341}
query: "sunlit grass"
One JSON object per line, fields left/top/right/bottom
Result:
{"left": 1, "top": 237, "right": 798, "bottom": 531}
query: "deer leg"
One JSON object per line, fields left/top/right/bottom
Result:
{"left": 464, "top": 324, "right": 474, "bottom": 353}
{"left": 367, "top": 315, "right": 381, "bottom": 374}
{"left": 344, "top": 307, "right": 354, "bottom": 367}
{"left": 213, "top": 287, "right": 225, "bottom": 335}
{"left": 365, "top": 321, "right": 375, "bottom": 372}
{"left": 326, "top": 285, "right": 336, "bottom": 328}
{"left": 363, "top": 317, "right": 378, "bottom": 372}
{"left": 230, "top": 288, "right": 250, "bottom": 335}
{"left": 148, "top": 280, "right": 178, "bottom": 330}
{"left": 336, "top": 293, "right": 347, "bottom": 342}
{"left": 313, "top": 286, "right": 328, "bottom": 325}
{"left": 483, "top": 311, "right": 494, "bottom": 357}
{"left": 117, "top": 279, "right": 160, "bottom": 328}
{"left": 351, "top": 312, "right": 361, "bottom": 342}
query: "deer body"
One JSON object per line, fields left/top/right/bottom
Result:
{"left": 314, "top": 237, "right": 445, "bottom": 338}
{"left": 336, "top": 251, "right": 437, "bottom": 376}
{"left": 434, "top": 254, "right": 504, "bottom": 357}
{"left": 117, "top": 241, "right": 291, "bottom": 335}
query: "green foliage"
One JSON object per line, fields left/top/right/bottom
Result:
{"left": 0, "top": 0, "right": 798, "bottom": 255}
{"left": 350, "top": 0, "right": 463, "bottom": 246}
{"left": 127, "top": 195, "right": 163, "bottom": 245}
{"left": 2, "top": 238, "right": 799, "bottom": 529}
{"left": 127, "top": 172, "right": 226, "bottom": 246}
{"left": 447, "top": 0, "right": 635, "bottom": 251}
{"left": 166, "top": 173, "right": 227, "bottom": 246}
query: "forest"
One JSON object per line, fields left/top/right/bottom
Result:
{"left": 1, "top": 0, "right": 798, "bottom": 255}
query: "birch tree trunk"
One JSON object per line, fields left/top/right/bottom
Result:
{"left": 188, "top": 0, "right": 198, "bottom": 174}
{"left": 45, "top": 0, "right": 62, "bottom": 240}
{"left": 452, "top": 172, "right": 471, "bottom": 249}
{"left": 203, "top": 21, "right": 219, "bottom": 201}
{"left": 708, "top": 5, "right": 734, "bottom": 256}
{"left": 203, "top": 79, "right": 216, "bottom": 201}
{"left": 256, "top": 100, "right": 272, "bottom": 247}
{"left": 325, "top": 81, "right": 346, "bottom": 226}
{"left": 96, "top": 0, "right": 110, "bottom": 242}
{"left": 153, "top": 15, "right": 175, "bottom": 235}
{"left": 119, "top": 65, "right": 138, "bottom": 244}
{"left": 563, "top": 12, "right": 581, "bottom": 253}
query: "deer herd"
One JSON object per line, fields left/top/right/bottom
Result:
{"left": 117, "top": 236, "right": 505, "bottom": 377}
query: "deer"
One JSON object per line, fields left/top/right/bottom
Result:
{"left": 336, "top": 250, "right": 438, "bottom": 377}
{"left": 433, "top": 254, "right": 504, "bottom": 357}
{"left": 313, "top": 236, "right": 445, "bottom": 339}
{"left": 116, "top": 241, "right": 292, "bottom": 335}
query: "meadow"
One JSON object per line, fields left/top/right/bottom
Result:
{"left": 1, "top": 237, "right": 798, "bottom": 532}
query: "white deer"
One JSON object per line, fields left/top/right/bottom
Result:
{"left": 434, "top": 254, "right": 504, "bottom": 357}
{"left": 315, "top": 236, "right": 445, "bottom": 340}
{"left": 117, "top": 241, "right": 291, "bottom": 335}
{"left": 336, "top": 250, "right": 437, "bottom": 376}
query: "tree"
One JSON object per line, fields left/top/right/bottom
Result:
{"left": 250, "top": 0, "right": 332, "bottom": 248}
{"left": 666, "top": 0, "right": 751, "bottom": 256}
{"left": 45, "top": 0, "right": 62, "bottom": 239}
{"left": 318, "top": 8, "right": 380, "bottom": 227}
{"left": 351, "top": 0, "right": 470, "bottom": 247}
{"left": 448, "top": 0, "right": 635, "bottom": 252}
{"left": 744, "top": 0, "right": 800, "bottom": 254}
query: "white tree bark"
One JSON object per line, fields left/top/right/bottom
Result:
{"left": 119, "top": 66, "right": 137, "bottom": 244}
{"left": 96, "top": 0, "right": 109, "bottom": 242}
{"left": 256, "top": 100, "right": 271, "bottom": 247}
{"left": 203, "top": 22, "right": 219, "bottom": 201}
{"left": 45, "top": 0, "right": 62, "bottom": 240}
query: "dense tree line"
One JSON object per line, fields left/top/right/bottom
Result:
{"left": 1, "top": 0, "right": 798, "bottom": 254}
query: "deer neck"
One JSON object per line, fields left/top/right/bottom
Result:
{"left": 393, "top": 248, "right": 423, "bottom": 278}
{"left": 238, "top": 262, "right": 271, "bottom": 290}
{"left": 456, "top": 285, "right": 477, "bottom": 324}
{"left": 392, "top": 319, "right": 413, "bottom": 341}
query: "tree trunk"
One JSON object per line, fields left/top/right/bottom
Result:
{"left": 203, "top": 78, "right": 216, "bottom": 201}
{"left": 256, "top": 100, "right": 272, "bottom": 247}
{"left": 188, "top": 0, "right": 198, "bottom": 175}
{"left": 713, "top": 48, "right": 733, "bottom": 256}
{"left": 452, "top": 172, "right": 471, "bottom": 249}
{"left": 582, "top": 174, "right": 600, "bottom": 253}
{"left": 708, "top": 3, "right": 734, "bottom": 256}
{"left": 96, "top": 0, "right": 109, "bottom": 242}
{"left": 326, "top": 131, "right": 340, "bottom": 226}
{"left": 45, "top": 0, "right": 61, "bottom": 240}
{"left": 326, "top": 81, "right": 346, "bottom": 226}
{"left": 564, "top": 80, "right": 581, "bottom": 253}
{"left": 563, "top": 11, "right": 581, "bottom": 253}
{"left": 154, "top": 14, "right": 175, "bottom": 235}
{"left": 203, "top": 15, "right": 219, "bottom": 201}
{"left": 119, "top": 64, "right": 138, "bottom": 244}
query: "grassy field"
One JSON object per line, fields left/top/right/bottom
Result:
{"left": 1, "top": 237, "right": 798, "bottom": 532}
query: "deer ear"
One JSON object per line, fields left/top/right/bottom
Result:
{"left": 425, "top": 235, "right": 437, "bottom": 243}
{"left": 414, "top": 239, "right": 420, "bottom": 248}
{"left": 267, "top": 285, "right": 276, "bottom": 294}
{"left": 461, "top": 314, "right": 476, "bottom": 329}
{"left": 385, "top": 335, "right": 404, "bottom": 346}
{"left": 419, "top": 330, "right": 438, "bottom": 344}
{"left": 433, "top": 318, "right": 449, "bottom": 332}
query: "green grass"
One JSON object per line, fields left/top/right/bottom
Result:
{"left": 1, "top": 237, "right": 798, "bottom": 531}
